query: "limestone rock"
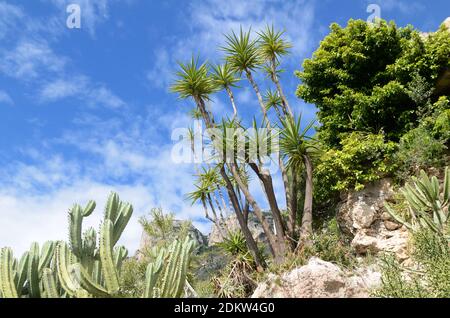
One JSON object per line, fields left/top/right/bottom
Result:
{"left": 251, "top": 257, "right": 381, "bottom": 298}
{"left": 337, "top": 178, "right": 409, "bottom": 260}
{"left": 208, "top": 213, "right": 274, "bottom": 246}
{"left": 136, "top": 220, "right": 207, "bottom": 260}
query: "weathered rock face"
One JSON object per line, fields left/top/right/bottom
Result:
{"left": 337, "top": 179, "right": 408, "bottom": 260}
{"left": 208, "top": 213, "right": 274, "bottom": 246}
{"left": 252, "top": 257, "right": 381, "bottom": 298}
{"left": 337, "top": 178, "right": 409, "bottom": 260}
{"left": 136, "top": 220, "right": 207, "bottom": 260}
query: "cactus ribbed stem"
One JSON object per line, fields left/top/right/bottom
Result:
{"left": 0, "top": 248, "right": 19, "bottom": 298}
{"left": 99, "top": 220, "right": 120, "bottom": 295}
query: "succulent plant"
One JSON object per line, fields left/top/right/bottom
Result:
{"left": 0, "top": 241, "right": 58, "bottom": 298}
{"left": 385, "top": 167, "right": 450, "bottom": 240}
{"left": 1, "top": 192, "right": 196, "bottom": 298}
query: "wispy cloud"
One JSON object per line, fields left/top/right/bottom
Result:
{"left": 0, "top": 89, "right": 13, "bottom": 105}
{"left": 146, "top": 0, "right": 316, "bottom": 91}
{"left": 0, "top": 40, "right": 67, "bottom": 79}
{"left": 40, "top": 76, "right": 126, "bottom": 108}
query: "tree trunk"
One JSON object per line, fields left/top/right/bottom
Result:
{"left": 271, "top": 58, "right": 293, "bottom": 117}
{"left": 220, "top": 166, "right": 265, "bottom": 269}
{"left": 299, "top": 154, "right": 313, "bottom": 246}
{"left": 230, "top": 163, "right": 283, "bottom": 261}
{"left": 287, "top": 169, "right": 298, "bottom": 243}
{"left": 225, "top": 86, "right": 238, "bottom": 119}
{"left": 249, "top": 163, "right": 287, "bottom": 256}
{"left": 245, "top": 70, "right": 268, "bottom": 123}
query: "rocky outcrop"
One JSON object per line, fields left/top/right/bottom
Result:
{"left": 136, "top": 220, "right": 207, "bottom": 260}
{"left": 337, "top": 178, "right": 410, "bottom": 260}
{"left": 252, "top": 257, "right": 381, "bottom": 298}
{"left": 208, "top": 213, "right": 274, "bottom": 246}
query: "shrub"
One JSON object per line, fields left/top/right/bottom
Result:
{"left": 211, "top": 230, "right": 264, "bottom": 298}
{"left": 314, "top": 132, "right": 397, "bottom": 202}
{"left": 296, "top": 19, "right": 450, "bottom": 147}
{"left": 394, "top": 126, "right": 447, "bottom": 180}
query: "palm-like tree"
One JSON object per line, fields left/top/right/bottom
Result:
{"left": 211, "top": 63, "right": 240, "bottom": 119}
{"left": 173, "top": 58, "right": 266, "bottom": 268}
{"left": 171, "top": 57, "right": 217, "bottom": 127}
{"left": 264, "top": 89, "right": 283, "bottom": 120}
{"left": 222, "top": 27, "right": 267, "bottom": 120}
{"left": 258, "top": 25, "right": 293, "bottom": 116}
{"left": 280, "top": 114, "right": 317, "bottom": 245}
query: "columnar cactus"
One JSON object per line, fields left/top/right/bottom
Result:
{"left": 385, "top": 167, "right": 450, "bottom": 240}
{"left": 56, "top": 192, "right": 132, "bottom": 298}
{"left": 144, "top": 237, "right": 195, "bottom": 298}
{"left": 0, "top": 241, "right": 58, "bottom": 298}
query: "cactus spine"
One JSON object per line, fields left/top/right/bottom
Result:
{"left": 385, "top": 167, "right": 450, "bottom": 240}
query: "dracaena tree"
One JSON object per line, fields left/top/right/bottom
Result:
{"left": 172, "top": 26, "right": 317, "bottom": 265}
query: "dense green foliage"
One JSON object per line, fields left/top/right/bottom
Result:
{"left": 296, "top": 19, "right": 450, "bottom": 147}
{"left": 314, "top": 132, "right": 397, "bottom": 201}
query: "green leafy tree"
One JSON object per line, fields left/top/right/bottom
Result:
{"left": 296, "top": 19, "right": 450, "bottom": 147}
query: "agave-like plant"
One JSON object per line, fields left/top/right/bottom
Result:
{"left": 385, "top": 167, "right": 450, "bottom": 241}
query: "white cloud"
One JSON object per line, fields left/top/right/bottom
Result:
{"left": 0, "top": 109, "right": 208, "bottom": 255}
{"left": 0, "top": 40, "right": 67, "bottom": 79}
{"left": 0, "top": 1, "right": 24, "bottom": 40}
{"left": 147, "top": 0, "right": 316, "bottom": 91}
{"left": 39, "top": 76, "right": 126, "bottom": 109}
{"left": 372, "top": 0, "right": 425, "bottom": 15}
{"left": 0, "top": 90, "right": 13, "bottom": 105}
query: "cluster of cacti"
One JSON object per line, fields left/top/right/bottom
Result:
{"left": 144, "top": 237, "right": 195, "bottom": 298}
{"left": 0, "top": 241, "right": 60, "bottom": 298}
{"left": 385, "top": 167, "right": 450, "bottom": 240}
{"left": 0, "top": 192, "right": 196, "bottom": 298}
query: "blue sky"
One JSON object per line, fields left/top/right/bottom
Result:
{"left": 0, "top": 0, "right": 449, "bottom": 254}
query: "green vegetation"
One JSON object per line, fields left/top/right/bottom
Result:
{"left": 0, "top": 193, "right": 195, "bottom": 298}
{"left": 1, "top": 16, "right": 449, "bottom": 299}
{"left": 375, "top": 229, "right": 450, "bottom": 298}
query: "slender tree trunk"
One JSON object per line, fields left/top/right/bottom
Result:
{"left": 207, "top": 195, "right": 228, "bottom": 239}
{"left": 271, "top": 58, "right": 293, "bottom": 117}
{"left": 243, "top": 200, "right": 250, "bottom": 225}
{"left": 225, "top": 86, "right": 238, "bottom": 119}
{"left": 245, "top": 70, "right": 268, "bottom": 123}
{"left": 230, "top": 163, "right": 283, "bottom": 260}
{"left": 299, "top": 154, "right": 313, "bottom": 246}
{"left": 287, "top": 169, "right": 298, "bottom": 243}
{"left": 249, "top": 163, "right": 287, "bottom": 256}
{"left": 220, "top": 166, "right": 265, "bottom": 269}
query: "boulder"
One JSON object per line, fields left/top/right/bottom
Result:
{"left": 337, "top": 178, "right": 409, "bottom": 260}
{"left": 251, "top": 257, "right": 381, "bottom": 298}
